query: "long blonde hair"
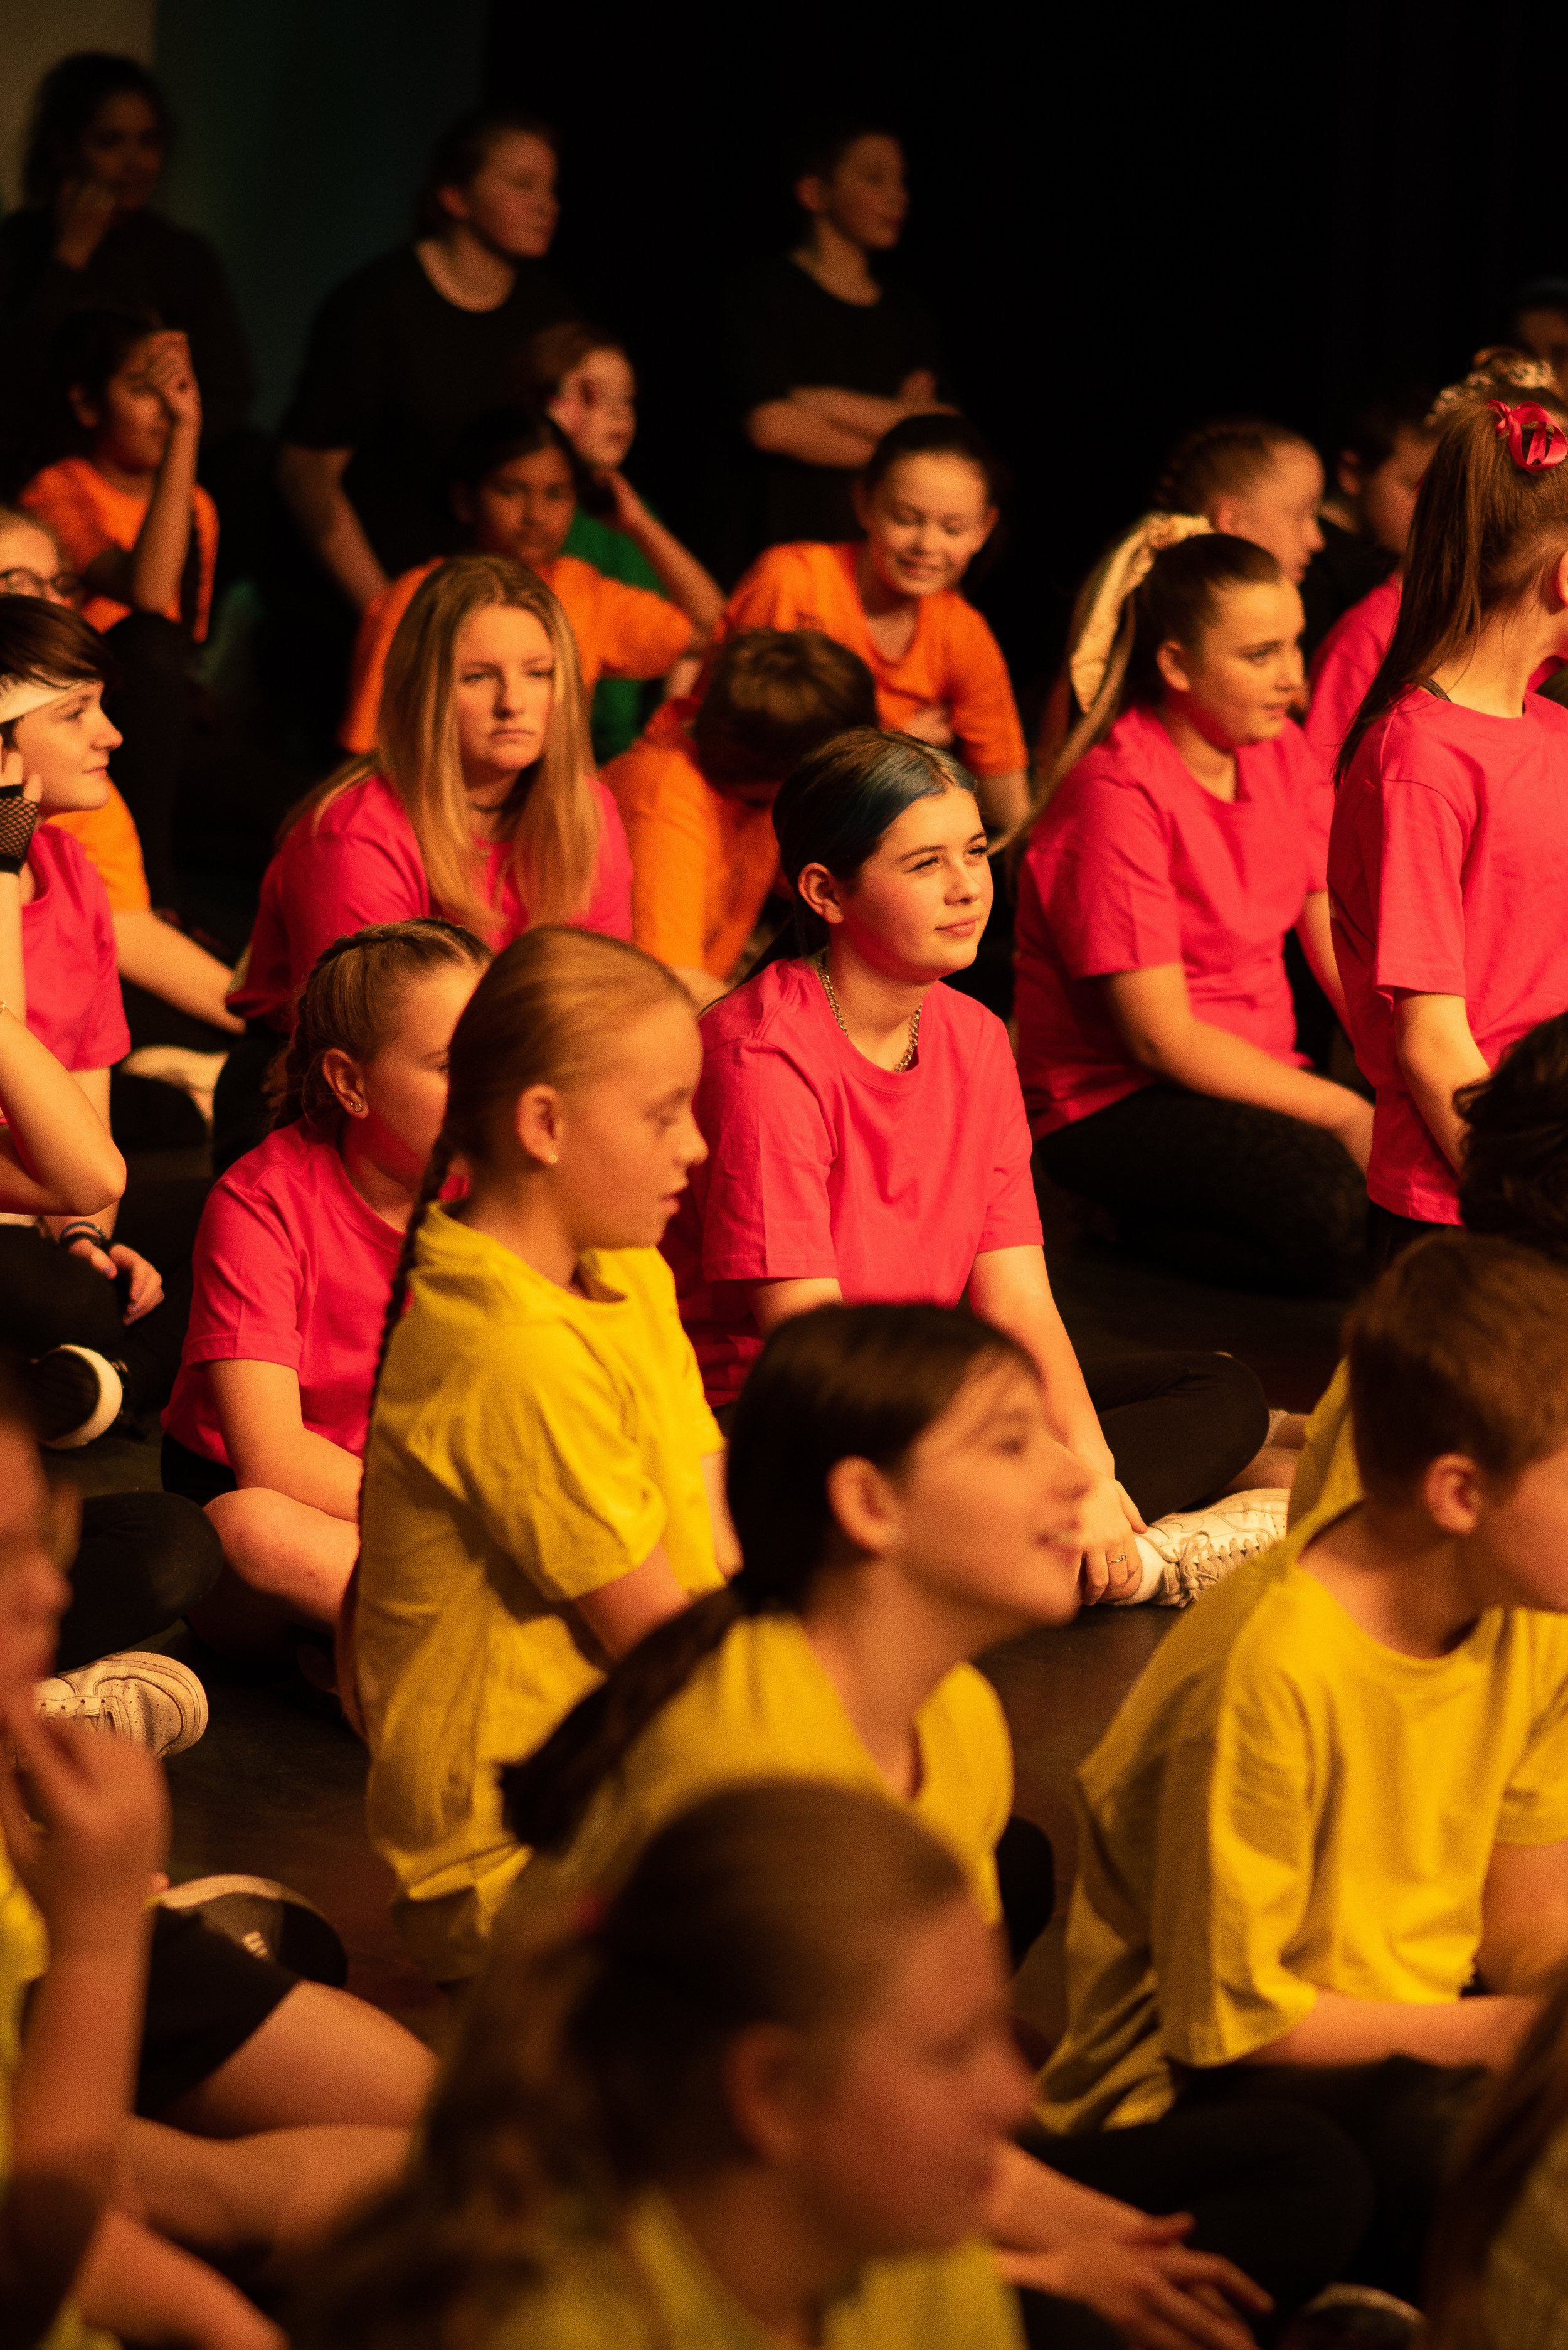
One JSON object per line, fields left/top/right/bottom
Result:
{"left": 297, "top": 555, "right": 600, "bottom": 933}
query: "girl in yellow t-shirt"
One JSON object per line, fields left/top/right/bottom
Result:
{"left": 353, "top": 926, "right": 738, "bottom": 1984}
{"left": 296, "top": 1781, "right": 1036, "bottom": 2350}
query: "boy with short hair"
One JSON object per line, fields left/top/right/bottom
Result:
{"left": 604, "top": 624, "right": 877, "bottom": 1006}
{"left": 1039, "top": 1234, "right": 1568, "bottom": 2302}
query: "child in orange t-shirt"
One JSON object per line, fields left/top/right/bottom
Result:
{"left": 605, "top": 627, "right": 876, "bottom": 1003}
{"left": 341, "top": 407, "right": 704, "bottom": 754}
{"left": 21, "top": 307, "right": 216, "bottom": 641}
{"left": 719, "top": 415, "right": 1029, "bottom": 836}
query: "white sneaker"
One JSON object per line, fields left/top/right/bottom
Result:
{"left": 1123, "top": 1488, "right": 1290, "bottom": 1608}
{"left": 120, "top": 1045, "right": 229, "bottom": 1130}
{"left": 33, "top": 1345, "right": 124, "bottom": 1449}
{"left": 35, "top": 1651, "right": 209, "bottom": 1757}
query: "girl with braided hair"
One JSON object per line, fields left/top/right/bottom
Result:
{"left": 161, "top": 918, "right": 487, "bottom": 1654}
{"left": 353, "top": 925, "right": 736, "bottom": 1986}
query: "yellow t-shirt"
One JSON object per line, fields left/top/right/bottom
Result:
{"left": 520, "top": 1613, "right": 1014, "bottom": 1927}
{"left": 1037, "top": 1512, "right": 1568, "bottom": 2133}
{"left": 357, "top": 1204, "right": 726, "bottom": 1982}
{"left": 1286, "top": 1358, "right": 1360, "bottom": 1528}
{"left": 0, "top": 1846, "right": 117, "bottom": 2350}
{"left": 486, "top": 2192, "right": 1024, "bottom": 2350}
{"left": 1481, "top": 2118, "right": 1568, "bottom": 2350}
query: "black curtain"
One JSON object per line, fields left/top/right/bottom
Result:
{"left": 485, "top": 0, "right": 1568, "bottom": 715}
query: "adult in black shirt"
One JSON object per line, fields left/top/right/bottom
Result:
{"left": 0, "top": 51, "right": 254, "bottom": 494}
{"left": 728, "top": 124, "right": 948, "bottom": 551}
{"left": 277, "top": 107, "right": 573, "bottom": 610}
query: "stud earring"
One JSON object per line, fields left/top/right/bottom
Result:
{"left": 548, "top": 1151, "right": 559, "bottom": 1165}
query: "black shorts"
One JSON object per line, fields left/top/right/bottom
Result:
{"left": 136, "top": 1903, "right": 298, "bottom": 2117}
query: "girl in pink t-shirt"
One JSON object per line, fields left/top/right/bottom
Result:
{"left": 1018, "top": 533, "right": 1371, "bottom": 1299}
{"left": 221, "top": 553, "right": 632, "bottom": 1167}
{"left": 1330, "top": 382, "right": 1568, "bottom": 1246}
{"left": 164, "top": 919, "right": 489, "bottom": 1652}
{"left": 667, "top": 727, "right": 1281, "bottom": 1608}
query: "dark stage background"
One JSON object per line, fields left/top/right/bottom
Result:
{"left": 487, "top": 0, "right": 1568, "bottom": 719}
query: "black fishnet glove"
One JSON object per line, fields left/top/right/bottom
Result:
{"left": 0, "top": 784, "right": 39, "bottom": 877}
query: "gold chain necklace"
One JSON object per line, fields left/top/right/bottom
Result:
{"left": 814, "top": 950, "right": 921, "bottom": 1073}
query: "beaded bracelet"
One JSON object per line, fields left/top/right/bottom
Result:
{"left": 57, "top": 1220, "right": 111, "bottom": 1254}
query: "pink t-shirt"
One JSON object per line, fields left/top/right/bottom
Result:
{"left": 21, "top": 824, "right": 129, "bottom": 1071}
{"left": 231, "top": 771, "right": 633, "bottom": 1029}
{"left": 1330, "top": 686, "right": 1568, "bottom": 1221}
{"left": 164, "top": 1120, "right": 403, "bottom": 1464}
{"left": 1014, "top": 704, "right": 1332, "bottom": 1137}
{"left": 1305, "top": 575, "right": 1402, "bottom": 770}
{"left": 663, "top": 957, "right": 1042, "bottom": 1406}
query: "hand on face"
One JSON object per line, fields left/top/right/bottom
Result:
{"left": 146, "top": 329, "right": 201, "bottom": 429}
{"left": 9, "top": 682, "right": 119, "bottom": 818}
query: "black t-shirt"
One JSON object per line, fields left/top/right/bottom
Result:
{"left": 1298, "top": 517, "right": 1398, "bottom": 666}
{"left": 726, "top": 255, "right": 940, "bottom": 549}
{"left": 0, "top": 205, "right": 256, "bottom": 490}
{"left": 280, "top": 246, "right": 574, "bottom": 577}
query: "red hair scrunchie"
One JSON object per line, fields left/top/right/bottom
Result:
{"left": 1488, "top": 399, "right": 1568, "bottom": 471}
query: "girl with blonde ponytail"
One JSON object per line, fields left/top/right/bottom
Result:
{"left": 1328, "top": 377, "right": 1568, "bottom": 1247}
{"left": 162, "top": 919, "right": 487, "bottom": 1654}
{"left": 352, "top": 926, "right": 736, "bottom": 1986}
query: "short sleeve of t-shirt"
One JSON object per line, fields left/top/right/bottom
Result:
{"left": 593, "top": 578, "right": 691, "bottom": 680}
{"left": 974, "top": 1026, "right": 1046, "bottom": 1255}
{"left": 721, "top": 545, "right": 823, "bottom": 635}
{"left": 613, "top": 755, "right": 715, "bottom": 968}
{"left": 282, "top": 267, "right": 390, "bottom": 451}
{"left": 181, "top": 1182, "right": 306, "bottom": 1375}
{"left": 1150, "top": 1657, "right": 1322, "bottom": 2066}
{"left": 415, "top": 1326, "right": 670, "bottom": 1604}
{"left": 49, "top": 785, "right": 151, "bottom": 914}
{"left": 1041, "top": 777, "right": 1183, "bottom": 978}
{"left": 1498, "top": 1634, "right": 1568, "bottom": 1844}
{"left": 694, "top": 1043, "right": 838, "bottom": 1283}
{"left": 943, "top": 605, "right": 1028, "bottom": 779}
{"left": 1369, "top": 775, "right": 1470, "bottom": 998}
{"left": 285, "top": 809, "right": 430, "bottom": 977}
{"left": 21, "top": 462, "right": 114, "bottom": 572}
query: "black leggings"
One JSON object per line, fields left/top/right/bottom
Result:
{"left": 1176, "top": 2053, "right": 1486, "bottom": 2307}
{"left": 55, "top": 1491, "right": 223, "bottom": 1672}
{"left": 1078, "top": 1337, "right": 1269, "bottom": 1524}
{"left": 0, "top": 1226, "right": 189, "bottom": 1420}
{"left": 1037, "top": 1086, "right": 1370, "bottom": 1297}
{"left": 1027, "top": 2098, "right": 1375, "bottom": 2326}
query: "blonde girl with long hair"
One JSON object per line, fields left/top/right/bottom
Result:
{"left": 229, "top": 552, "right": 630, "bottom": 1065}
{"left": 352, "top": 925, "right": 738, "bottom": 1986}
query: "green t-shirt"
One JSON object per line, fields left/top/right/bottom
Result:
{"left": 565, "top": 507, "right": 667, "bottom": 765}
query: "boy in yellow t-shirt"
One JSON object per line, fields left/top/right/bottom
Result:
{"left": 1041, "top": 1233, "right": 1568, "bottom": 2305}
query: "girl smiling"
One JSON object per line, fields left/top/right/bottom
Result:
{"left": 720, "top": 416, "right": 1029, "bottom": 837}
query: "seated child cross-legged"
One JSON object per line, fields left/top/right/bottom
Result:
{"left": 667, "top": 726, "right": 1281, "bottom": 1608}
{"left": 505, "top": 1301, "right": 1370, "bottom": 2341}
{"left": 354, "top": 927, "right": 739, "bottom": 1987}
{"left": 162, "top": 919, "right": 490, "bottom": 1656}
{"left": 299, "top": 1784, "right": 1122, "bottom": 2350}
{"left": 1039, "top": 1234, "right": 1568, "bottom": 2310}
{"left": 1017, "top": 532, "right": 1370, "bottom": 1299}
{"left": 604, "top": 624, "right": 876, "bottom": 1006}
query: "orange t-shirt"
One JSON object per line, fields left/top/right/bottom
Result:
{"left": 604, "top": 699, "right": 781, "bottom": 978}
{"left": 21, "top": 456, "right": 218, "bottom": 641}
{"left": 340, "top": 553, "right": 692, "bottom": 755}
{"left": 48, "top": 784, "right": 151, "bottom": 913}
{"left": 718, "top": 541, "right": 1026, "bottom": 780}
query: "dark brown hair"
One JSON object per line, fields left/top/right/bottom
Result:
{"left": 268, "top": 920, "right": 490, "bottom": 1135}
{"left": 502, "top": 1302, "right": 1034, "bottom": 1856}
{"left": 291, "top": 1782, "right": 966, "bottom": 2350}
{"left": 0, "top": 598, "right": 114, "bottom": 745}
{"left": 1338, "top": 379, "right": 1568, "bottom": 779}
{"left": 22, "top": 52, "right": 169, "bottom": 207}
{"left": 1347, "top": 1233, "right": 1568, "bottom": 1502}
{"left": 690, "top": 629, "right": 876, "bottom": 789}
{"left": 416, "top": 105, "right": 557, "bottom": 239}
{"left": 1458, "top": 1013, "right": 1568, "bottom": 1262}
{"left": 1426, "top": 1959, "right": 1568, "bottom": 2347}
{"left": 1155, "top": 415, "right": 1313, "bottom": 515}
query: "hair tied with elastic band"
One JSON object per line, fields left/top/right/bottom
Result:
{"left": 1488, "top": 400, "right": 1568, "bottom": 472}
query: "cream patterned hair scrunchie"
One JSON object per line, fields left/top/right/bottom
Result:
{"left": 1068, "top": 511, "right": 1214, "bottom": 715}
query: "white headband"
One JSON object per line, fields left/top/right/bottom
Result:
{"left": 0, "top": 673, "right": 81, "bottom": 725}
